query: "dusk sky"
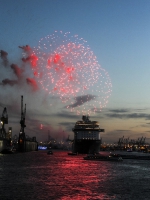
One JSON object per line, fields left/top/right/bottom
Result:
{"left": 1, "top": 0, "right": 150, "bottom": 143}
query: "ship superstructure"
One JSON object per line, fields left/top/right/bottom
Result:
{"left": 72, "top": 116, "right": 104, "bottom": 154}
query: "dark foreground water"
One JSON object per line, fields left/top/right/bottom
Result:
{"left": 0, "top": 150, "right": 150, "bottom": 200}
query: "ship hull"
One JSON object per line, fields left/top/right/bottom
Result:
{"left": 73, "top": 139, "right": 101, "bottom": 154}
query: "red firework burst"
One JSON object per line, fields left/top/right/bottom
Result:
{"left": 23, "top": 31, "right": 112, "bottom": 115}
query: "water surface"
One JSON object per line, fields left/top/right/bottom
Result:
{"left": 0, "top": 151, "right": 150, "bottom": 200}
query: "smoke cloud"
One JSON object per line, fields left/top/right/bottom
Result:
{"left": 26, "top": 78, "right": 38, "bottom": 91}
{"left": 11, "top": 64, "right": 24, "bottom": 79}
{"left": 0, "top": 45, "right": 39, "bottom": 92}
{"left": 1, "top": 78, "right": 18, "bottom": 86}
{"left": 0, "top": 50, "right": 8, "bottom": 66}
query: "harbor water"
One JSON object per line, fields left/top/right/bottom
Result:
{"left": 0, "top": 151, "right": 150, "bottom": 200}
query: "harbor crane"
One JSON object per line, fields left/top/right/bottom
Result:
{"left": 18, "top": 95, "right": 38, "bottom": 152}
{"left": 19, "top": 95, "right": 26, "bottom": 137}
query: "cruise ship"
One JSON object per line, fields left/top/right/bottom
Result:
{"left": 72, "top": 116, "right": 104, "bottom": 154}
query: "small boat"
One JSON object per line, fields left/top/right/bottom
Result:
{"left": 83, "top": 153, "right": 123, "bottom": 161}
{"left": 127, "top": 148, "right": 133, "bottom": 152}
{"left": 47, "top": 150, "right": 53, "bottom": 155}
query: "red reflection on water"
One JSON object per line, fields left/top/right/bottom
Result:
{"left": 44, "top": 152, "right": 116, "bottom": 199}
{"left": 61, "top": 193, "right": 116, "bottom": 200}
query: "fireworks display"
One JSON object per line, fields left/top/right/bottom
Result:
{"left": 31, "top": 31, "right": 112, "bottom": 115}
{"left": 2, "top": 31, "right": 112, "bottom": 115}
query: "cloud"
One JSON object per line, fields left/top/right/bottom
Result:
{"left": 105, "top": 108, "right": 150, "bottom": 120}
{"left": 68, "top": 94, "right": 96, "bottom": 108}
{"left": 109, "top": 109, "right": 129, "bottom": 113}
{"left": 54, "top": 110, "right": 79, "bottom": 119}
{"left": 115, "top": 129, "right": 130, "bottom": 132}
{"left": 106, "top": 112, "right": 150, "bottom": 120}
